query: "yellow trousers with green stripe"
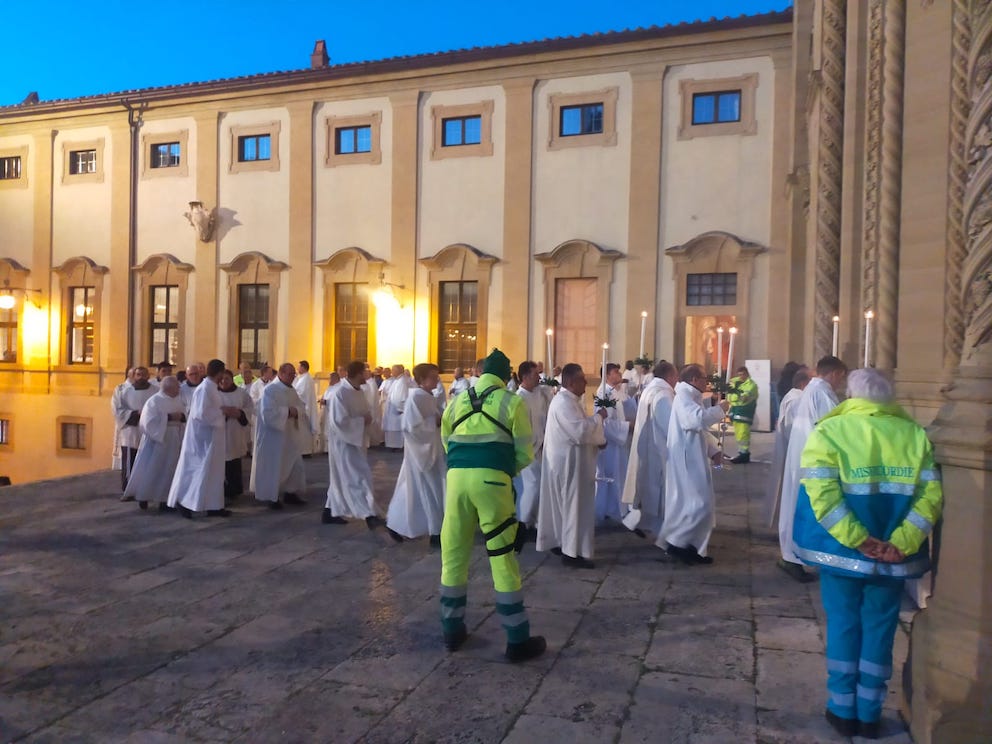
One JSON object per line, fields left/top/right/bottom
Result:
{"left": 733, "top": 421, "right": 752, "bottom": 452}
{"left": 440, "top": 467, "right": 530, "bottom": 644}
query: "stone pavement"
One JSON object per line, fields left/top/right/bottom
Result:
{"left": 0, "top": 433, "right": 914, "bottom": 743}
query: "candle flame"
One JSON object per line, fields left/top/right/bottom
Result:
{"left": 865, "top": 310, "right": 874, "bottom": 320}
{"left": 641, "top": 311, "right": 648, "bottom": 318}
{"left": 833, "top": 315, "right": 840, "bottom": 322}
{"left": 545, "top": 328, "right": 553, "bottom": 336}
{"left": 602, "top": 343, "right": 609, "bottom": 349}
{"left": 729, "top": 326, "right": 738, "bottom": 334}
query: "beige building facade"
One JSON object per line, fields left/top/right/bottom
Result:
{"left": 0, "top": 5, "right": 990, "bottom": 736}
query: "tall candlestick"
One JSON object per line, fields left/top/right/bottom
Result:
{"left": 601, "top": 343, "right": 609, "bottom": 395}
{"left": 639, "top": 311, "right": 647, "bottom": 358}
{"left": 864, "top": 310, "right": 874, "bottom": 368}
{"left": 832, "top": 315, "right": 840, "bottom": 357}
{"left": 726, "top": 327, "right": 738, "bottom": 385}
{"left": 716, "top": 327, "right": 724, "bottom": 376}
{"left": 546, "top": 328, "right": 553, "bottom": 374}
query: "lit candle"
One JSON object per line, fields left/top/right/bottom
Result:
{"left": 716, "top": 327, "right": 724, "bottom": 377}
{"left": 832, "top": 315, "right": 840, "bottom": 357}
{"left": 864, "top": 310, "right": 874, "bottom": 368}
{"left": 546, "top": 328, "right": 553, "bottom": 374}
{"left": 639, "top": 311, "right": 648, "bottom": 358}
{"left": 726, "top": 327, "right": 738, "bottom": 385}
{"left": 601, "top": 342, "right": 609, "bottom": 395}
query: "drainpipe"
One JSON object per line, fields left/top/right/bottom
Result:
{"left": 122, "top": 100, "right": 144, "bottom": 368}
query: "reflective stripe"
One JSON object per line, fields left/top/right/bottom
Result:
{"left": 857, "top": 684, "right": 887, "bottom": 702}
{"left": 905, "top": 511, "right": 933, "bottom": 535}
{"left": 819, "top": 503, "right": 852, "bottom": 531}
{"left": 801, "top": 467, "right": 840, "bottom": 479}
{"left": 447, "top": 432, "right": 513, "bottom": 444}
{"left": 441, "top": 605, "right": 466, "bottom": 619}
{"left": 919, "top": 469, "right": 941, "bottom": 482}
{"left": 440, "top": 584, "right": 467, "bottom": 598}
{"left": 793, "top": 546, "right": 929, "bottom": 578}
{"left": 858, "top": 659, "right": 892, "bottom": 678}
{"left": 499, "top": 611, "right": 529, "bottom": 628}
{"left": 496, "top": 392, "right": 513, "bottom": 428}
{"left": 844, "top": 482, "right": 917, "bottom": 496}
{"left": 826, "top": 658, "right": 858, "bottom": 674}
{"left": 495, "top": 590, "right": 524, "bottom": 605}
{"left": 830, "top": 692, "right": 856, "bottom": 707}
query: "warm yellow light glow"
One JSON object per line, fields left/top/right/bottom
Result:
{"left": 864, "top": 310, "right": 874, "bottom": 320}
{"left": 545, "top": 328, "right": 553, "bottom": 336}
{"left": 22, "top": 302, "right": 49, "bottom": 362}
{"left": 74, "top": 303, "right": 92, "bottom": 318}
{"left": 729, "top": 326, "right": 738, "bottom": 335}
{"left": 371, "top": 286, "right": 399, "bottom": 310}
{"left": 832, "top": 315, "right": 840, "bottom": 322}
{"left": 641, "top": 311, "right": 648, "bottom": 318}
{"left": 602, "top": 342, "right": 609, "bottom": 350}
{"left": 0, "top": 293, "right": 15, "bottom": 310}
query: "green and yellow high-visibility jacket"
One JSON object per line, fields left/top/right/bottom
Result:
{"left": 728, "top": 376, "right": 758, "bottom": 424}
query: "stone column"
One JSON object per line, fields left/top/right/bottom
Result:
{"left": 908, "top": 2, "right": 992, "bottom": 741}
{"left": 388, "top": 90, "right": 420, "bottom": 366}
{"left": 191, "top": 111, "right": 219, "bottom": 362}
{"left": 286, "top": 100, "right": 315, "bottom": 363}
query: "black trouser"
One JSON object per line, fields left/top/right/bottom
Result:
{"left": 120, "top": 446, "right": 138, "bottom": 491}
{"left": 225, "top": 458, "right": 243, "bottom": 500}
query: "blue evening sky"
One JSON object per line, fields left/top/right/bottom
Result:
{"left": 1, "top": 1, "right": 790, "bottom": 107}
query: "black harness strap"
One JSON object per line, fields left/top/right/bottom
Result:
{"left": 483, "top": 516, "right": 517, "bottom": 542}
{"left": 450, "top": 385, "right": 514, "bottom": 440}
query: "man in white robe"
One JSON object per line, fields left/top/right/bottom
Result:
{"left": 323, "top": 360, "right": 381, "bottom": 527}
{"left": 124, "top": 376, "right": 186, "bottom": 511}
{"left": 110, "top": 367, "right": 133, "bottom": 471}
{"left": 361, "top": 367, "right": 384, "bottom": 447}
{"left": 777, "top": 355, "right": 847, "bottom": 582}
{"left": 659, "top": 364, "right": 730, "bottom": 564}
{"left": 383, "top": 365, "right": 413, "bottom": 450}
{"left": 247, "top": 365, "right": 274, "bottom": 452}
{"left": 448, "top": 367, "right": 470, "bottom": 399}
{"left": 621, "top": 361, "right": 678, "bottom": 538}
{"left": 513, "top": 361, "right": 549, "bottom": 530}
{"left": 292, "top": 360, "right": 320, "bottom": 456}
{"left": 251, "top": 363, "right": 308, "bottom": 509}
{"left": 179, "top": 362, "right": 205, "bottom": 413}
{"left": 117, "top": 366, "right": 157, "bottom": 498}
{"left": 217, "top": 369, "right": 254, "bottom": 503}
{"left": 386, "top": 363, "right": 446, "bottom": 543}
{"left": 764, "top": 366, "right": 810, "bottom": 526}
{"left": 594, "top": 363, "right": 635, "bottom": 524}
{"left": 537, "top": 363, "right": 607, "bottom": 568}
{"left": 167, "top": 359, "right": 235, "bottom": 518}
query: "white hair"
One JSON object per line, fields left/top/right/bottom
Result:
{"left": 847, "top": 368, "right": 894, "bottom": 403}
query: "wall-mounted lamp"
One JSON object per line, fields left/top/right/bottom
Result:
{"left": 0, "top": 279, "right": 41, "bottom": 309}
{"left": 184, "top": 200, "right": 217, "bottom": 242}
{"left": 371, "top": 271, "right": 405, "bottom": 309}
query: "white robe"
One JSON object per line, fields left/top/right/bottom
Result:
{"left": 116, "top": 384, "right": 157, "bottom": 450}
{"left": 362, "top": 378, "right": 384, "bottom": 446}
{"left": 292, "top": 372, "right": 320, "bottom": 455}
{"left": 513, "top": 386, "right": 549, "bottom": 526}
{"left": 448, "top": 377, "right": 470, "bottom": 399}
{"left": 218, "top": 387, "right": 254, "bottom": 462}
{"left": 110, "top": 380, "right": 130, "bottom": 469}
{"left": 179, "top": 381, "right": 200, "bottom": 414}
{"left": 594, "top": 383, "right": 633, "bottom": 523}
{"left": 778, "top": 377, "right": 839, "bottom": 563}
{"left": 250, "top": 381, "right": 307, "bottom": 502}
{"left": 765, "top": 386, "right": 804, "bottom": 526}
{"left": 325, "top": 381, "right": 378, "bottom": 519}
{"left": 386, "top": 388, "right": 446, "bottom": 538}
{"left": 167, "top": 378, "right": 226, "bottom": 512}
{"left": 247, "top": 377, "right": 267, "bottom": 447}
{"left": 383, "top": 374, "right": 413, "bottom": 449}
{"left": 123, "top": 391, "right": 186, "bottom": 503}
{"left": 537, "top": 388, "right": 606, "bottom": 559}
{"left": 659, "top": 382, "right": 726, "bottom": 555}
{"left": 621, "top": 377, "right": 676, "bottom": 535}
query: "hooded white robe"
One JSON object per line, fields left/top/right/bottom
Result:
{"left": 658, "top": 382, "right": 727, "bottom": 555}
{"left": 764, "top": 386, "right": 804, "bottom": 526}
{"left": 325, "top": 380, "right": 378, "bottom": 519}
{"left": 123, "top": 391, "right": 186, "bottom": 504}
{"left": 621, "top": 376, "right": 676, "bottom": 536}
{"left": 537, "top": 387, "right": 606, "bottom": 559}
{"left": 778, "top": 377, "right": 839, "bottom": 563}
{"left": 167, "top": 378, "right": 226, "bottom": 512}
{"left": 386, "top": 388, "right": 446, "bottom": 538}
{"left": 513, "top": 385, "right": 550, "bottom": 526}
{"left": 292, "top": 371, "right": 320, "bottom": 455}
{"left": 250, "top": 380, "right": 307, "bottom": 502}
{"left": 594, "top": 383, "right": 633, "bottom": 523}
{"left": 218, "top": 386, "right": 254, "bottom": 462}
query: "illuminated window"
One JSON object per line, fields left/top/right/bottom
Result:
{"left": 438, "top": 281, "right": 478, "bottom": 373}
{"left": 334, "top": 283, "right": 369, "bottom": 367}
{"left": 149, "top": 285, "right": 179, "bottom": 364}
{"left": 686, "top": 273, "right": 737, "bottom": 306}
{"left": 0, "top": 307, "right": 15, "bottom": 363}
{"left": 0, "top": 156, "right": 21, "bottom": 180}
{"left": 67, "top": 286, "right": 95, "bottom": 364}
{"left": 0, "top": 418, "right": 9, "bottom": 445}
{"left": 238, "top": 284, "right": 269, "bottom": 367}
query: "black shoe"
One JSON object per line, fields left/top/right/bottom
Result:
{"left": 365, "top": 516, "right": 384, "bottom": 530}
{"left": 158, "top": 503, "right": 172, "bottom": 513}
{"left": 858, "top": 720, "right": 881, "bottom": 739}
{"left": 550, "top": 547, "right": 563, "bottom": 556}
{"left": 179, "top": 506, "right": 193, "bottom": 519}
{"left": 138, "top": 500, "right": 148, "bottom": 510}
{"left": 207, "top": 509, "right": 232, "bottom": 517}
{"left": 729, "top": 451, "right": 751, "bottom": 464}
{"left": 429, "top": 534, "right": 441, "bottom": 548}
{"left": 268, "top": 500, "right": 284, "bottom": 510}
{"left": 687, "top": 546, "right": 714, "bottom": 565}
{"left": 322, "top": 508, "right": 347, "bottom": 524}
{"left": 665, "top": 543, "right": 696, "bottom": 565}
{"left": 777, "top": 558, "right": 815, "bottom": 583}
{"left": 505, "top": 635, "right": 546, "bottom": 663}
{"left": 632, "top": 528, "right": 647, "bottom": 539}
{"left": 386, "top": 528, "right": 405, "bottom": 543}
{"left": 562, "top": 554, "right": 595, "bottom": 569}
{"left": 443, "top": 626, "right": 467, "bottom": 652}
{"left": 120, "top": 494, "right": 135, "bottom": 502}
{"left": 824, "top": 709, "right": 857, "bottom": 738}
{"left": 283, "top": 493, "right": 306, "bottom": 505}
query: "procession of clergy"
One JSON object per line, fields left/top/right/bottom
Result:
{"left": 109, "top": 348, "right": 840, "bottom": 575}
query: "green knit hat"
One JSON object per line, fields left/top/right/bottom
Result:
{"left": 482, "top": 348, "right": 512, "bottom": 381}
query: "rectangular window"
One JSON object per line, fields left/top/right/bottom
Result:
{"left": 69, "top": 149, "right": 97, "bottom": 175}
{"left": 0, "top": 417, "right": 9, "bottom": 446}
{"left": 686, "top": 272, "right": 738, "bottom": 306}
{"left": 691, "top": 91, "right": 742, "bottom": 125}
{"left": 149, "top": 285, "right": 179, "bottom": 364}
{"left": 334, "top": 283, "right": 369, "bottom": 367}
{"left": 442, "top": 116, "right": 483, "bottom": 147}
{"left": 237, "top": 284, "right": 270, "bottom": 367}
{"left": 150, "top": 142, "right": 180, "bottom": 169}
{"left": 0, "top": 307, "right": 16, "bottom": 363}
{"left": 60, "top": 421, "right": 86, "bottom": 450}
{"left": 0, "top": 156, "right": 21, "bottom": 180}
{"left": 335, "top": 126, "right": 373, "bottom": 155}
{"left": 554, "top": 278, "right": 598, "bottom": 373}
{"left": 67, "top": 286, "right": 95, "bottom": 364}
{"left": 438, "top": 281, "right": 478, "bottom": 373}
{"left": 559, "top": 103, "right": 604, "bottom": 137}
{"left": 238, "top": 134, "right": 271, "bottom": 162}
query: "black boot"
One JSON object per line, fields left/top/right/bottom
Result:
{"left": 429, "top": 534, "right": 441, "bottom": 548}
{"left": 562, "top": 554, "right": 595, "bottom": 569}
{"left": 322, "top": 508, "right": 347, "bottom": 524}
{"left": 138, "top": 500, "right": 148, "bottom": 510}
{"left": 283, "top": 493, "right": 306, "bottom": 505}
{"left": 207, "top": 508, "right": 232, "bottom": 517}
{"left": 824, "top": 709, "right": 857, "bottom": 737}
{"left": 386, "top": 527, "right": 405, "bottom": 543}
{"left": 443, "top": 626, "right": 467, "bottom": 652}
{"left": 179, "top": 505, "right": 193, "bottom": 519}
{"left": 729, "top": 451, "right": 751, "bottom": 464}
{"left": 505, "top": 635, "right": 547, "bottom": 663}
{"left": 365, "top": 516, "right": 384, "bottom": 530}
{"left": 858, "top": 720, "right": 881, "bottom": 739}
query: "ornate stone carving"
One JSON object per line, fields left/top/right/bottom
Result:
{"left": 862, "top": 0, "right": 884, "bottom": 356}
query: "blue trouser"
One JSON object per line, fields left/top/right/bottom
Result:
{"left": 820, "top": 571, "right": 904, "bottom": 724}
